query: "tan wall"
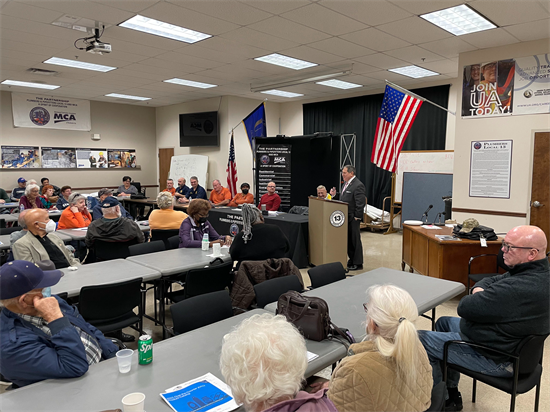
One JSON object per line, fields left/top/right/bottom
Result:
{"left": 453, "top": 38, "right": 550, "bottom": 232}
{"left": 0, "top": 91, "right": 157, "bottom": 195}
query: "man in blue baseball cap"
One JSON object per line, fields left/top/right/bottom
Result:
{"left": 10, "top": 177, "right": 26, "bottom": 201}
{"left": 0, "top": 260, "right": 117, "bottom": 388}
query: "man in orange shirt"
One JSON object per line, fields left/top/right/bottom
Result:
{"left": 228, "top": 183, "right": 254, "bottom": 207}
{"left": 210, "top": 179, "right": 231, "bottom": 207}
{"left": 163, "top": 179, "right": 176, "bottom": 196}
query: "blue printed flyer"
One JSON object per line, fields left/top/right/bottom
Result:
{"left": 161, "top": 373, "right": 240, "bottom": 412}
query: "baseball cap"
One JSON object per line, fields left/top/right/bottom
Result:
{"left": 17, "top": 177, "right": 26, "bottom": 183}
{"left": 101, "top": 196, "right": 120, "bottom": 208}
{"left": 98, "top": 188, "right": 113, "bottom": 197}
{"left": 0, "top": 260, "right": 63, "bottom": 300}
{"left": 459, "top": 218, "right": 480, "bottom": 234}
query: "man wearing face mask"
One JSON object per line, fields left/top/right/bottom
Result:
{"left": 12, "top": 209, "right": 80, "bottom": 268}
{"left": 0, "top": 260, "right": 118, "bottom": 388}
{"left": 85, "top": 196, "right": 144, "bottom": 250}
{"left": 228, "top": 183, "right": 254, "bottom": 207}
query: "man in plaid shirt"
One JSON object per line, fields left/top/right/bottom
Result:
{"left": 0, "top": 260, "right": 118, "bottom": 388}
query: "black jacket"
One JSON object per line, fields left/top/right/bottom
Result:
{"left": 230, "top": 223, "right": 290, "bottom": 264}
{"left": 334, "top": 177, "right": 366, "bottom": 219}
{"left": 85, "top": 217, "right": 145, "bottom": 248}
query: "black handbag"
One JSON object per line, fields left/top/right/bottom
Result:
{"left": 453, "top": 224, "right": 498, "bottom": 241}
{"left": 276, "top": 291, "right": 355, "bottom": 345}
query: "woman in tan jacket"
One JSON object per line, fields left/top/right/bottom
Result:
{"left": 328, "top": 284, "right": 433, "bottom": 412}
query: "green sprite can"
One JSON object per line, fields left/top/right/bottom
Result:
{"left": 138, "top": 334, "right": 153, "bottom": 365}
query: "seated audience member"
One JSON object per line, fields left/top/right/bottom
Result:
{"left": 210, "top": 179, "right": 232, "bottom": 207}
{"left": 58, "top": 193, "right": 92, "bottom": 229}
{"left": 0, "top": 187, "right": 10, "bottom": 204}
{"left": 179, "top": 199, "right": 230, "bottom": 248}
{"left": 56, "top": 186, "right": 72, "bottom": 210}
{"left": 162, "top": 179, "right": 176, "bottom": 196}
{"left": 19, "top": 184, "right": 44, "bottom": 210}
{"left": 39, "top": 185, "right": 58, "bottom": 210}
{"left": 149, "top": 192, "right": 188, "bottom": 230}
{"left": 10, "top": 211, "right": 29, "bottom": 246}
{"left": 11, "top": 178, "right": 26, "bottom": 201}
{"left": 317, "top": 185, "right": 332, "bottom": 200}
{"left": 39, "top": 177, "right": 61, "bottom": 197}
{"left": 117, "top": 176, "right": 138, "bottom": 197}
{"left": 175, "top": 177, "right": 190, "bottom": 203}
{"left": 185, "top": 176, "right": 207, "bottom": 202}
{"left": 259, "top": 181, "right": 281, "bottom": 212}
{"left": 85, "top": 197, "right": 144, "bottom": 249}
{"left": 327, "top": 285, "right": 432, "bottom": 412}
{"left": 220, "top": 313, "right": 337, "bottom": 412}
{"left": 92, "top": 188, "right": 131, "bottom": 220}
{"left": 418, "top": 225, "right": 549, "bottom": 411}
{"left": 0, "top": 260, "right": 117, "bottom": 388}
{"left": 230, "top": 204, "right": 289, "bottom": 264}
{"left": 12, "top": 209, "right": 80, "bottom": 268}
{"left": 228, "top": 183, "right": 254, "bottom": 207}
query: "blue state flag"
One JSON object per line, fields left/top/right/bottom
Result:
{"left": 242, "top": 102, "right": 267, "bottom": 150}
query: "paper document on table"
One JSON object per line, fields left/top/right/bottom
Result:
{"left": 161, "top": 372, "right": 240, "bottom": 412}
{"left": 307, "top": 351, "right": 318, "bottom": 362}
{"left": 445, "top": 224, "right": 455, "bottom": 228}
{"left": 435, "top": 235, "right": 461, "bottom": 241}
{"left": 421, "top": 225, "right": 441, "bottom": 229}
{"left": 74, "top": 228, "right": 88, "bottom": 231}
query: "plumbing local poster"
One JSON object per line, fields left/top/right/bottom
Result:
{"left": 1, "top": 146, "right": 40, "bottom": 168}
{"left": 513, "top": 53, "right": 550, "bottom": 115}
{"left": 11, "top": 93, "right": 91, "bottom": 131}
{"left": 41, "top": 147, "right": 77, "bottom": 168}
{"left": 76, "top": 148, "right": 108, "bottom": 168}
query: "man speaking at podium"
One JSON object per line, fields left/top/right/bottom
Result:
{"left": 330, "top": 165, "right": 366, "bottom": 271}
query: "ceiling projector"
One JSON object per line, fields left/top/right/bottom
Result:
{"left": 86, "top": 40, "right": 112, "bottom": 55}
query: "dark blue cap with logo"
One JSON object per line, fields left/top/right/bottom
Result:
{"left": 0, "top": 260, "right": 63, "bottom": 300}
{"left": 100, "top": 196, "right": 120, "bottom": 208}
{"left": 17, "top": 177, "right": 26, "bottom": 183}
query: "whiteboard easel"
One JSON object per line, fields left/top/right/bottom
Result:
{"left": 169, "top": 155, "right": 209, "bottom": 187}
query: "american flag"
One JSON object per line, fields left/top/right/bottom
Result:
{"left": 226, "top": 132, "right": 238, "bottom": 196}
{"left": 371, "top": 85, "right": 423, "bottom": 173}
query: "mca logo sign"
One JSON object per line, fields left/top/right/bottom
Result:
{"left": 29, "top": 107, "right": 50, "bottom": 126}
{"left": 54, "top": 112, "right": 77, "bottom": 124}
{"left": 230, "top": 223, "right": 240, "bottom": 237}
{"left": 260, "top": 155, "right": 270, "bottom": 165}
{"left": 473, "top": 142, "right": 482, "bottom": 150}
{"left": 274, "top": 157, "right": 285, "bottom": 164}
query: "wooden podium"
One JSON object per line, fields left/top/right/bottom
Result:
{"left": 308, "top": 196, "right": 348, "bottom": 267}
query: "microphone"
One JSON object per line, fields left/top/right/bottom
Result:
{"left": 421, "top": 204, "right": 433, "bottom": 224}
{"left": 435, "top": 211, "right": 446, "bottom": 226}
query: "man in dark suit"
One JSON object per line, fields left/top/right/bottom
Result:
{"left": 330, "top": 165, "right": 366, "bottom": 270}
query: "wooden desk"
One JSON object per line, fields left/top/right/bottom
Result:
{"left": 402, "top": 224, "right": 502, "bottom": 286}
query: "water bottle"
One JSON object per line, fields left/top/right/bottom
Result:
{"left": 202, "top": 233, "right": 209, "bottom": 251}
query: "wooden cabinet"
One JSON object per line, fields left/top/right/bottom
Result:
{"left": 402, "top": 225, "right": 503, "bottom": 286}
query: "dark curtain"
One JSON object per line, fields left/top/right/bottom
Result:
{"left": 303, "top": 85, "right": 450, "bottom": 209}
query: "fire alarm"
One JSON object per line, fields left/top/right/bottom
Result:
{"left": 91, "top": 133, "right": 101, "bottom": 141}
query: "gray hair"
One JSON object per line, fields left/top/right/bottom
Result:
{"left": 101, "top": 205, "right": 119, "bottom": 216}
{"left": 98, "top": 188, "right": 113, "bottom": 197}
{"left": 18, "top": 209, "right": 28, "bottom": 229}
{"left": 156, "top": 191, "right": 173, "bottom": 209}
{"left": 167, "top": 178, "right": 173, "bottom": 183}
{"left": 68, "top": 193, "right": 86, "bottom": 205}
{"left": 241, "top": 204, "right": 262, "bottom": 244}
{"left": 27, "top": 179, "right": 37, "bottom": 185}
{"left": 190, "top": 176, "right": 198, "bottom": 182}
{"left": 343, "top": 164, "right": 356, "bottom": 175}
{"left": 24, "top": 184, "right": 40, "bottom": 196}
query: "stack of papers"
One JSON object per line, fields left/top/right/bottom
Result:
{"left": 421, "top": 225, "right": 441, "bottom": 230}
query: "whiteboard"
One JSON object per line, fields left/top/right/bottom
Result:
{"left": 169, "top": 155, "right": 209, "bottom": 187}
{"left": 395, "top": 151, "right": 454, "bottom": 202}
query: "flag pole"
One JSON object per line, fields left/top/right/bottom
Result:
{"left": 385, "top": 80, "right": 455, "bottom": 116}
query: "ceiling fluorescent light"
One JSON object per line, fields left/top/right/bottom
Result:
{"left": 388, "top": 65, "right": 439, "bottom": 79}
{"left": 420, "top": 4, "right": 497, "bottom": 36}
{"left": 261, "top": 90, "right": 304, "bottom": 98}
{"left": 1, "top": 80, "right": 60, "bottom": 90}
{"left": 164, "top": 78, "right": 217, "bottom": 89}
{"left": 105, "top": 93, "right": 151, "bottom": 101}
{"left": 254, "top": 53, "right": 317, "bottom": 70}
{"left": 119, "top": 15, "right": 211, "bottom": 43}
{"left": 316, "top": 79, "right": 362, "bottom": 89}
{"left": 44, "top": 57, "right": 116, "bottom": 72}
{"left": 250, "top": 70, "right": 351, "bottom": 93}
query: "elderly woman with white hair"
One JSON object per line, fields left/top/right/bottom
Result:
{"left": 58, "top": 193, "right": 92, "bottom": 229}
{"left": 18, "top": 184, "right": 44, "bottom": 210}
{"left": 327, "top": 284, "right": 433, "bottom": 412}
{"left": 148, "top": 191, "right": 188, "bottom": 230}
{"left": 220, "top": 313, "right": 337, "bottom": 412}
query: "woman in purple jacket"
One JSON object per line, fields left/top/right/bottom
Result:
{"left": 178, "top": 199, "right": 231, "bottom": 248}
{"left": 19, "top": 184, "right": 44, "bottom": 211}
{"left": 220, "top": 313, "right": 337, "bottom": 412}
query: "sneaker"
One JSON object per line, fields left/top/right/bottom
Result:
{"left": 447, "top": 388, "right": 463, "bottom": 411}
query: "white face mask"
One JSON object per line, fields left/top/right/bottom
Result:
{"left": 37, "top": 219, "right": 56, "bottom": 233}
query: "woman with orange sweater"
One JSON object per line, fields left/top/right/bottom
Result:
{"left": 58, "top": 193, "right": 92, "bottom": 229}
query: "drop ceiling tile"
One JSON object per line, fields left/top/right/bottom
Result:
{"left": 366, "top": 69, "right": 428, "bottom": 83}
{"left": 113, "top": 87, "right": 166, "bottom": 98}
{"left": 247, "top": 16, "right": 331, "bottom": 44}
{"left": 340, "top": 28, "right": 411, "bottom": 52}
{"left": 387, "top": 0, "right": 465, "bottom": 15}
{"left": 503, "top": 19, "right": 550, "bottom": 42}
{"left": 172, "top": 0, "right": 272, "bottom": 25}
{"left": 0, "top": 39, "right": 66, "bottom": 58}
{"left": 155, "top": 51, "right": 226, "bottom": 70}
{"left": 377, "top": 16, "right": 453, "bottom": 44}
{"left": 1, "top": 1, "right": 63, "bottom": 23}
{"left": 50, "top": 50, "right": 134, "bottom": 70}
{"left": 210, "top": 64, "right": 265, "bottom": 78}
{"left": 308, "top": 37, "right": 376, "bottom": 59}
{"left": 90, "top": 0, "right": 161, "bottom": 13}
{"left": 19, "top": 0, "right": 134, "bottom": 25}
{"left": 460, "top": 28, "right": 520, "bottom": 49}
{"left": 470, "top": 0, "right": 550, "bottom": 26}
{"left": 0, "top": 47, "right": 52, "bottom": 64}
{"left": 233, "top": 57, "right": 302, "bottom": 75}
{"left": 320, "top": 0, "right": 413, "bottom": 26}
{"left": 280, "top": 45, "right": 344, "bottom": 64}
{"left": 172, "top": 45, "right": 243, "bottom": 64}
{"left": 139, "top": 1, "right": 239, "bottom": 36}
{"left": 199, "top": 68, "right": 265, "bottom": 83}
{"left": 385, "top": 45, "right": 445, "bottom": 64}
{"left": 280, "top": 3, "right": 368, "bottom": 36}
{"left": 0, "top": 29, "right": 73, "bottom": 50}
{"left": 99, "top": 36, "right": 166, "bottom": 58}
{"left": 418, "top": 58, "right": 458, "bottom": 74}
{"left": 354, "top": 53, "right": 409, "bottom": 69}
{"left": 111, "top": 67, "right": 168, "bottom": 82}
{"left": 539, "top": 0, "right": 550, "bottom": 13}
{"left": 243, "top": 1, "right": 310, "bottom": 15}
{"left": 419, "top": 37, "right": 478, "bottom": 59}
{"left": 104, "top": 26, "right": 181, "bottom": 50}
{"left": 198, "top": 37, "right": 270, "bottom": 59}
{"left": 220, "top": 27, "right": 299, "bottom": 51}
{"left": 0, "top": 15, "right": 78, "bottom": 39}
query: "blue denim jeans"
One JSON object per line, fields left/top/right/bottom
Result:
{"left": 418, "top": 317, "right": 513, "bottom": 393}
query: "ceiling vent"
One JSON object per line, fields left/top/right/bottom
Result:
{"left": 27, "top": 68, "right": 59, "bottom": 76}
